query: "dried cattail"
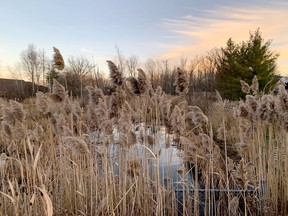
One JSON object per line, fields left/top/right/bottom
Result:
{"left": 52, "top": 79, "right": 67, "bottom": 101}
{"left": 240, "top": 80, "right": 250, "bottom": 94}
{"left": 36, "top": 92, "right": 49, "bottom": 114}
{"left": 250, "top": 75, "right": 259, "bottom": 94}
{"left": 137, "top": 68, "right": 149, "bottom": 94}
{"left": 174, "top": 67, "right": 188, "bottom": 95}
{"left": 107, "top": 60, "right": 123, "bottom": 87}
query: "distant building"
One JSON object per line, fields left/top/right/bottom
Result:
{"left": 0, "top": 78, "right": 48, "bottom": 100}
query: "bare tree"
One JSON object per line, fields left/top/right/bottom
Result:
{"left": 38, "top": 49, "right": 51, "bottom": 86}
{"left": 114, "top": 46, "right": 126, "bottom": 75}
{"left": 20, "top": 44, "right": 41, "bottom": 95}
{"left": 145, "top": 58, "right": 156, "bottom": 89}
{"left": 126, "top": 54, "right": 138, "bottom": 77}
{"left": 8, "top": 63, "right": 23, "bottom": 80}
{"left": 67, "top": 56, "right": 95, "bottom": 98}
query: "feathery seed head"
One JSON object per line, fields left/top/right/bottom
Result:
{"left": 240, "top": 80, "right": 251, "bottom": 94}
{"left": 107, "top": 60, "right": 123, "bottom": 87}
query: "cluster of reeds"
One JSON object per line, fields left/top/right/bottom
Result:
{"left": 0, "top": 66, "right": 286, "bottom": 215}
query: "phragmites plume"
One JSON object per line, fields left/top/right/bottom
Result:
{"left": 217, "top": 122, "right": 225, "bottom": 141}
{"left": 2, "top": 101, "right": 25, "bottom": 124}
{"left": 277, "top": 85, "right": 288, "bottom": 112}
{"left": 85, "top": 86, "right": 105, "bottom": 105}
{"left": 119, "top": 101, "right": 133, "bottom": 133}
{"left": 107, "top": 60, "right": 123, "bottom": 87}
{"left": 62, "top": 136, "right": 90, "bottom": 154}
{"left": 236, "top": 102, "right": 249, "bottom": 118}
{"left": 256, "top": 95, "right": 273, "bottom": 121}
{"left": 240, "top": 80, "right": 251, "bottom": 94}
{"left": 229, "top": 196, "right": 239, "bottom": 216}
{"left": 10, "top": 101, "right": 25, "bottom": 122}
{"left": 52, "top": 79, "right": 68, "bottom": 101}
{"left": 2, "top": 122, "right": 12, "bottom": 137}
{"left": 127, "top": 77, "right": 140, "bottom": 95}
{"left": 170, "top": 105, "right": 185, "bottom": 135}
{"left": 174, "top": 67, "right": 188, "bottom": 95}
{"left": 187, "top": 106, "right": 209, "bottom": 126}
{"left": 53, "top": 47, "right": 65, "bottom": 71}
{"left": 245, "top": 95, "right": 258, "bottom": 113}
{"left": 250, "top": 75, "right": 259, "bottom": 94}
{"left": 199, "top": 133, "right": 213, "bottom": 149}
{"left": 96, "top": 98, "right": 109, "bottom": 122}
{"left": 36, "top": 92, "right": 49, "bottom": 114}
{"left": 137, "top": 68, "right": 149, "bottom": 94}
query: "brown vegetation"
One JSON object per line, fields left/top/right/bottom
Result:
{"left": 0, "top": 62, "right": 286, "bottom": 215}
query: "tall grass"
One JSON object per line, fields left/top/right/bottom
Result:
{"left": 0, "top": 66, "right": 287, "bottom": 215}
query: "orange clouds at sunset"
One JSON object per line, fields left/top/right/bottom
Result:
{"left": 158, "top": 4, "right": 288, "bottom": 75}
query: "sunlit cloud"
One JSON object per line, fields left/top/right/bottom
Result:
{"left": 158, "top": 3, "right": 288, "bottom": 75}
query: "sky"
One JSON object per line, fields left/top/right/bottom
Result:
{"left": 0, "top": 0, "right": 288, "bottom": 79}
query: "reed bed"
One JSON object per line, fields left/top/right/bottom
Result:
{"left": 0, "top": 67, "right": 287, "bottom": 215}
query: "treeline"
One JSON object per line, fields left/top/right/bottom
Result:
{"left": 4, "top": 28, "right": 279, "bottom": 101}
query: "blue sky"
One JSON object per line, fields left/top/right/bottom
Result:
{"left": 0, "top": 0, "right": 288, "bottom": 78}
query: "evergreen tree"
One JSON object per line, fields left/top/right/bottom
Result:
{"left": 216, "top": 29, "right": 279, "bottom": 100}
{"left": 46, "top": 69, "right": 59, "bottom": 90}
